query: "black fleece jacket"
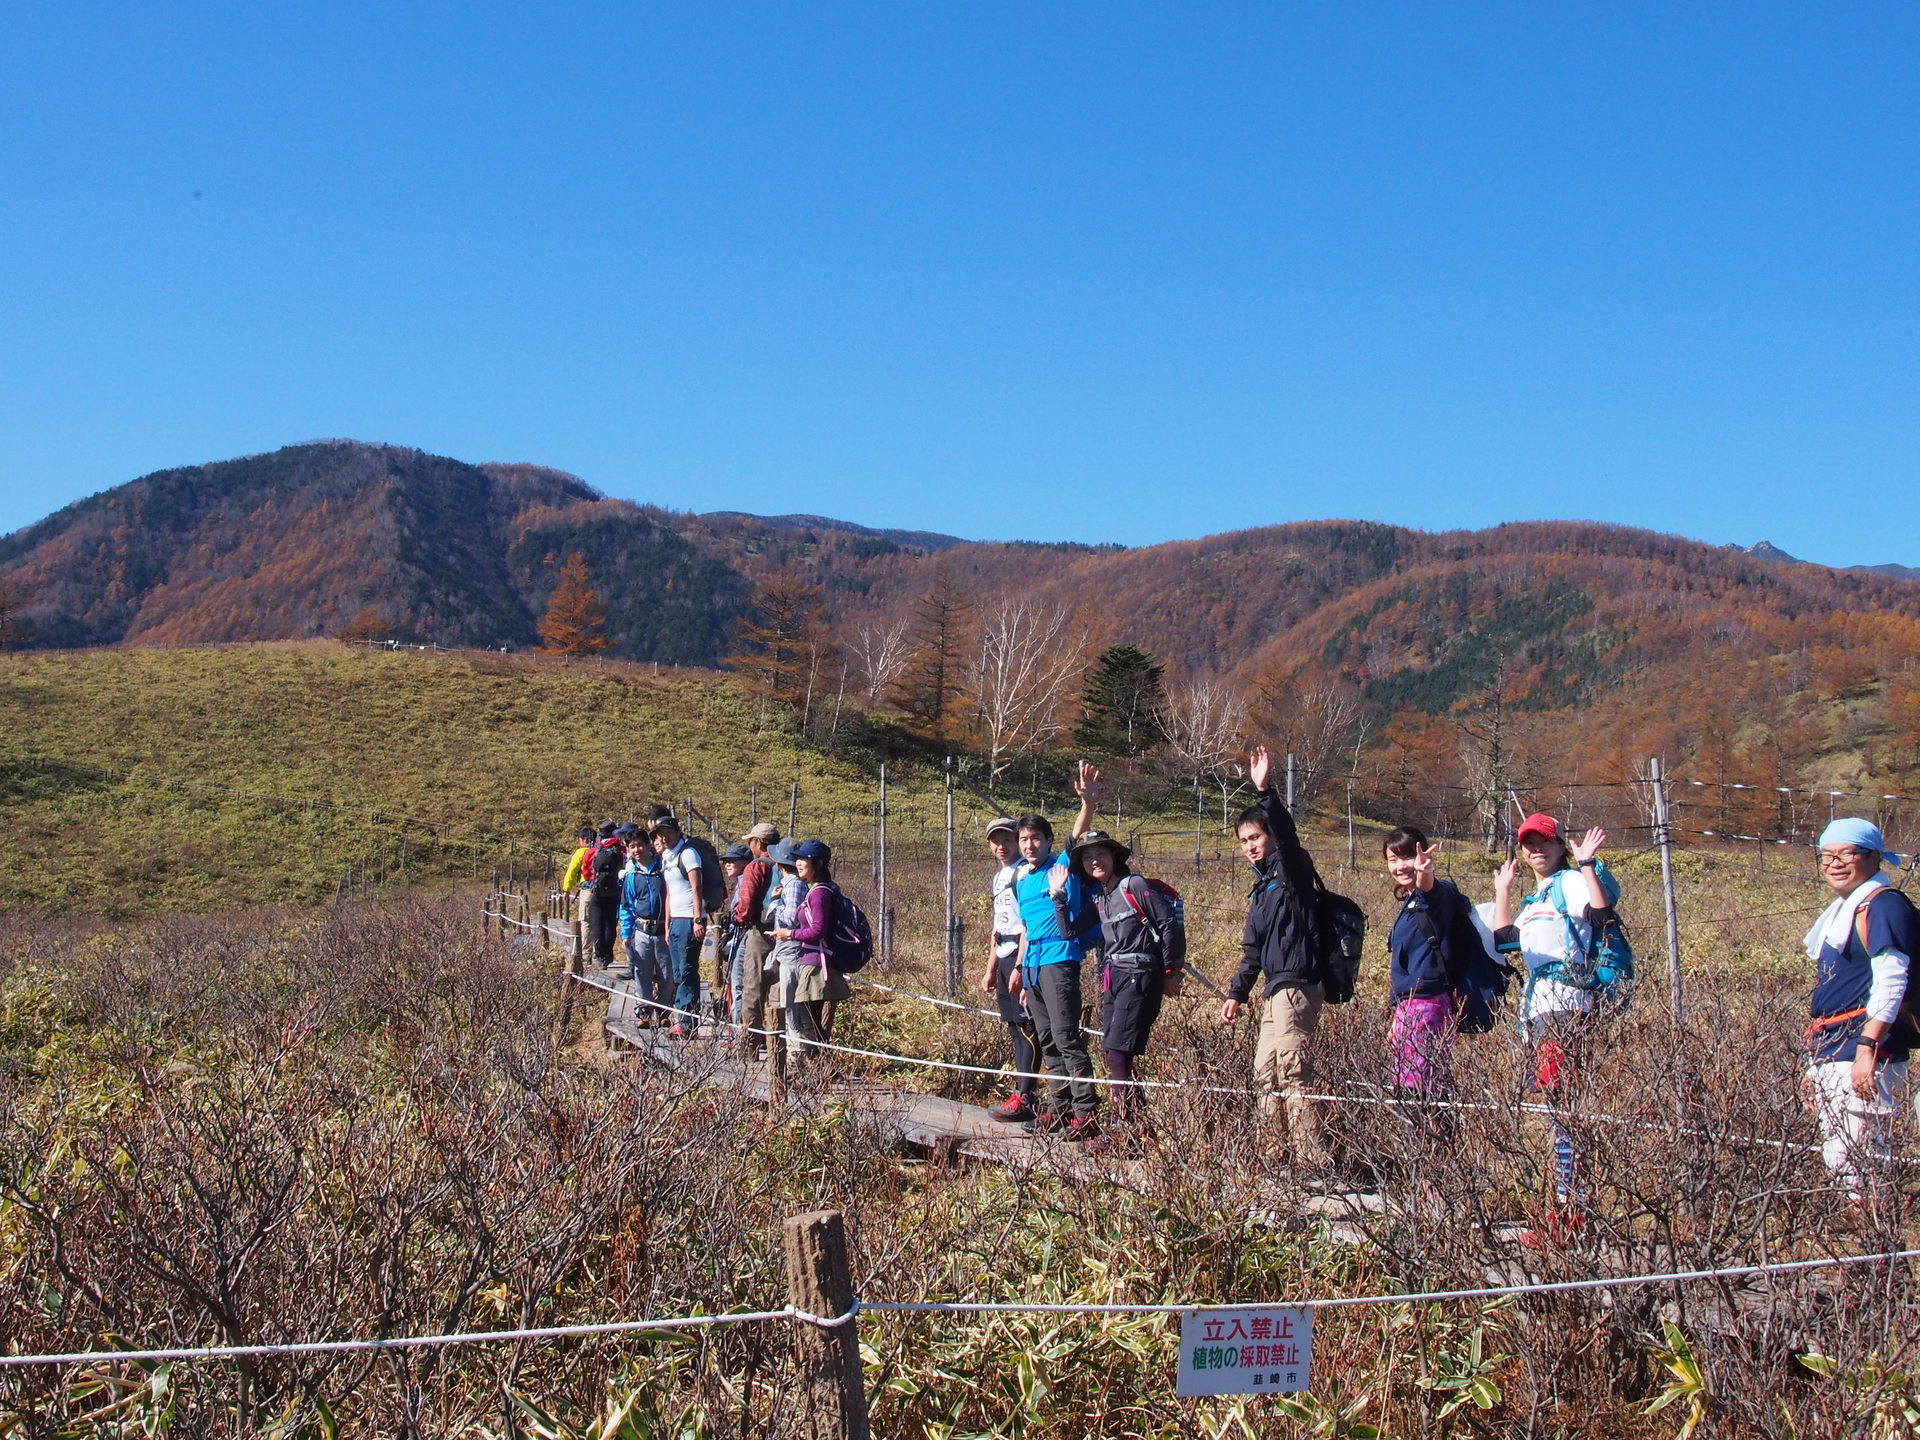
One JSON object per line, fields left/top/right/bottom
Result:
{"left": 1228, "top": 788, "right": 1325, "bottom": 1002}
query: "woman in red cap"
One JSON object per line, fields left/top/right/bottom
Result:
{"left": 1493, "top": 811, "right": 1619, "bottom": 1243}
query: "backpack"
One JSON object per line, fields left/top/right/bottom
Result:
{"left": 1311, "top": 873, "right": 1367, "bottom": 1005}
{"left": 1119, "top": 875, "right": 1188, "bottom": 972}
{"left": 819, "top": 883, "right": 875, "bottom": 973}
{"left": 1409, "top": 895, "right": 1516, "bottom": 1035}
{"left": 1856, "top": 889, "right": 1920, "bottom": 1048}
{"left": 675, "top": 837, "right": 729, "bottom": 915}
{"left": 1530, "top": 872, "right": 1635, "bottom": 1019}
{"left": 589, "top": 841, "right": 626, "bottom": 892}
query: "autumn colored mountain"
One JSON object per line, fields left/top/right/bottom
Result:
{"left": 4, "top": 440, "right": 1918, "bottom": 812}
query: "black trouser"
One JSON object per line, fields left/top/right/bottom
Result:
{"left": 1025, "top": 960, "right": 1097, "bottom": 1118}
{"left": 994, "top": 951, "right": 1039, "bottom": 1099}
{"left": 585, "top": 889, "right": 620, "bottom": 969}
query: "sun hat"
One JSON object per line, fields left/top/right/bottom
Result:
{"left": 768, "top": 839, "right": 799, "bottom": 866}
{"left": 721, "top": 842, "right": 752, "bottom": 863}
{"left": 1068, "top": 829, "right": 1132, "bottom": 879}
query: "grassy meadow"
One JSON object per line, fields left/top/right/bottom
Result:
{"left": 3, "top": 641, "right": 1915, "bottom": 1437}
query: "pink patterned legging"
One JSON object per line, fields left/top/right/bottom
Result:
{"left": 1389, "top": 994, "right": 1458, "bottom": 1094}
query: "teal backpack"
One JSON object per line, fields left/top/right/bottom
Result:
{"left": 1525, "top": 872, "right": 1635, "bottom": 1021}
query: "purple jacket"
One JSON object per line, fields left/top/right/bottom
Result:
{"left": 789, "top": 883, "right": 835, "bottom": 968}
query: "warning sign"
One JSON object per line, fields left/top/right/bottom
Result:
{"left": 1174, "top": 1306, "right": 1313, "bottom": 1396}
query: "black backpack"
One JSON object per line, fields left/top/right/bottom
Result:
{"left": 1311, "top": 875, "right": 1367, "bottom": 1005}
{"left": 676, "top": 836, "right": 729, "bottom": 915}
{"left": 589, "top": 842, "right": 626, "bottom": 893}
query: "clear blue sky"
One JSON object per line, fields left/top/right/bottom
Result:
{"left": 2, "top": 3, "right": 1915, "bottom": 564}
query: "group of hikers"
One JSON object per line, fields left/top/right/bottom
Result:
{"left": 561, "top": 752, "right": 1918, "bottom": 1223}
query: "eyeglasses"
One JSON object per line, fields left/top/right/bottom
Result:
{"left": 1818, "top": 849, "right": 1869, "bottom": 867}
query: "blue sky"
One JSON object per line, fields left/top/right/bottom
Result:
{"left": 2, "top": 3, "right": 1915, "bottom": 564}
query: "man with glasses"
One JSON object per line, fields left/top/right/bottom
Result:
{"left": 1804, "top": 818, "right": 1918, "bottom": 1216}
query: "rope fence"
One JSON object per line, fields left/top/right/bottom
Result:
{"left": 6, "top": 1249, "right": 1912, "bottom": 1371}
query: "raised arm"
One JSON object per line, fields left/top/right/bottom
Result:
{"left": 1070, "top": 761, "right": 1100, "bottom": 843}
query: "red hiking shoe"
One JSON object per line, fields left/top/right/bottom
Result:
{"left": 989, "top": 1093, "right": 1036, "bottom": 1123}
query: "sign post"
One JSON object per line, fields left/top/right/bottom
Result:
{"left": 1175, "top": 1307, "right": 1314, "bottom": 1397}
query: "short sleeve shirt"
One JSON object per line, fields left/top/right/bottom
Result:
{"left": 1516, "top": 862, "right": 1621, "bottom": 1021}
{"left": 661, "top": 841, "right": 702, "bottom": 919}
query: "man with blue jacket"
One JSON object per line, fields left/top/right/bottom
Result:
{"left": 1009, "top": 811, "right": 1100, "bottom": 1141}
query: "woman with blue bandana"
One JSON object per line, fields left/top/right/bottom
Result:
{"left": 1803, "top": 818, "right": 1918, "bottom": 1211}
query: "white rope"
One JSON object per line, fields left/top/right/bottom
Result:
{"left": 866, "top": 1247, "right": 1920, "bottom": 1318}
{"left": 851, "top": 976, "right": 1002, "bottom": 1021}
{"left": 0, "top": 1305, "right": 856, "bottom": 1369}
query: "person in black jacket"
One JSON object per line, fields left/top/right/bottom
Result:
{"left": 1219, "top": 745, "right": 1329, "bottom": 1166}
{"left": 1382, "top": 826, "right": 1480, "bottom": 1095}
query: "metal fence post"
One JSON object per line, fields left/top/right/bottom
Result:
{"left": 1651, "top": 756, "right": 1683, "bottom": 1023}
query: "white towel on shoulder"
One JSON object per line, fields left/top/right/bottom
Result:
{"left": 1804, "top": 874, "right": 1888, "bottom": 962}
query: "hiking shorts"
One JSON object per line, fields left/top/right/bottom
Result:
{"left": 1098, "top": 960, "right": 1165, "bottom": 1056}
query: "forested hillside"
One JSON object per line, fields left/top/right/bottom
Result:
{"left": 4, "top": 440, "right": 1918, "bottom": 835}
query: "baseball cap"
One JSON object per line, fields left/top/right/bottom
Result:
{"left": 743, "top": 821, "right": 781, "bottom": 844}
{"left": 722, "top": 842, "right": 752, "bottom": 863}
{"left": 1516, "top": 813, "right": 1561, "bottom": 844}
{"left": 986, "top": 816, "right": 1018, "bottom": 840}
{"left": 790, "top": 839, "right": 832, "bottom": 863}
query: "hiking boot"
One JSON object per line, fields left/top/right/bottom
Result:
{"left": 1518, "top": 1208, "right": 1590, "bottom": 1250}
{"left": 1027, "top": 1109, "right": 1066, "bottom": 1136}
{"left": 1063, "top": 1115, "right": 1101, "bottom": 1144}
{"left": 989, "top": 1093, "right": 1037, "bottom": 1123}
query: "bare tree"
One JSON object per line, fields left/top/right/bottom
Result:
{"left": 1255, "top": 681, "right": 1366, "bottom": 813}
{"left": 1155, "top": 677, "right": 1248, "bottom": 833}
{"left": 967, "top": 602, "right": 1078, "bottom": 789}
{"left": 850, "top": 620, "right": 913, "bottom": 707}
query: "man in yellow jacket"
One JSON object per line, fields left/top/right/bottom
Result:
{"left": 562, "top": 826, "right": 596, "bottom": 961}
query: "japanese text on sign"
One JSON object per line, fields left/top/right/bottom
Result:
{"left": 1175, "top": 1307, "right": 1314, "bottom": 1397}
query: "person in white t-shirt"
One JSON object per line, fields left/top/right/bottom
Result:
{"left": 647, "top": 812, "right": 708, "bottom": 1036}
{"left": 1493, "top": 812, "right": 1620, "bottom": 1246}
{"left": 975, "top": 816, "right": 1038, "bottom": 1122}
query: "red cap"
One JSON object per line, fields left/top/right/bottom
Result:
{"left": 1516, "top": 812, "right": 1561, "bottom": 844}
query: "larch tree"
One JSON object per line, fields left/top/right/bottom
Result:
{"left": 537, "top": 552, "right": 612, "bottom": 659}
{"left": 727, "top": 574, "right": 830, "bottom": 728}
{"left": 890, "top": 576, "right": 972, "bottom": 743}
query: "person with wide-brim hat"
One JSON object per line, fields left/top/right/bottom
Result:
{"left": 1068, "top": 767, "right": 1184, "bottom": 1148}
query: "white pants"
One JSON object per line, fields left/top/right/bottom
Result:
{"left": 1808, "top": 1058, "right": 1909, "bottom": 1195}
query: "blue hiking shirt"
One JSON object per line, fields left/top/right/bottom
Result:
{"left": 1015, "top": 855, "right": 1091, "bottom": 974}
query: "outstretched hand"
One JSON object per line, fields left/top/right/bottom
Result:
{"left": 1411, "top": 841, "right": 1440, "bottom": 890}
{"left": 1570, "top": 827, "right": 1607, "bottom": 865}
{"left": 1249, "top": 746, "right": 1273, "bottom": 794}
{"left": 1075, "top": 760, "right": 1101, "bottom": 805}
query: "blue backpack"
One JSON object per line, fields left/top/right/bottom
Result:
{"left": 1408, "top": 897, "right": 1515, "bottom": 1035}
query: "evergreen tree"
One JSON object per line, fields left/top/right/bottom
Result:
{"left": 1076, "top": 644, "right": 1168, "bottom": 756}
{"left": 537, "top": 552, "right": 612, "bottom": 657}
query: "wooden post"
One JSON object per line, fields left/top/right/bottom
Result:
{"left": 1285, "top": 752, "right": 1297, "bottom": 816}
{"left": 782, "top": 1211, "right": 868, "bottom": 1439}
{"left": 790, "top": 779, "right": 799, "bottom": 837}
{"left": 1651, "top": 756, "right": 1683, "bottom": 1022}
{"left": 767, "top": 1028, "right": 787, "bottom": 1103}
{"left": 539, "top": 899, "right": 551, "bottom": 951}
